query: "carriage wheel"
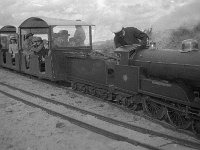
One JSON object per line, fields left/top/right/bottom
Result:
{"left": 192, "top": 120, "right": 200, "bottom": 135}
{"left": 143, "top": 97, "right": 166, "bottom": 120}
{"left": 166, "top": 105, "right": 191, "bottom": 129}
{"left": 90, "top": 88, "right": 96, "bottom": 96}
{"left": 115, "top": 95, "right": 122, "bottom": 105}
{"left": 81, "top": 85, "right": 87, "bottom": 93}
{"left": 72, "top": 83, "right": 77, "bottom": 90}
{"left": 76, "top": 83, "right": 81, "bottom": 91}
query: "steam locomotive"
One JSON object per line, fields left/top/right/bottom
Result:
{"left": 0, "top": 17, "right": 199, "bottom": 136}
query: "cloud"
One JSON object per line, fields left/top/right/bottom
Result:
{"left": 153, "top": 0, "right": 200, "bottom": 31}
{"left": 0, "top": 0, "right": 199, "bottom": 41}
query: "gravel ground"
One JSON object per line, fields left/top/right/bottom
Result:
{"left": 0, "top": 69, "right": 199, "bottom": 150}
{"left": 0, "top": 94, "right": 141, "bottom": 150}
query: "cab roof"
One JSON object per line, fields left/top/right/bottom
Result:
{"left": 19, "top": 17, "right": 94, "bottom": 28}
{"left": 0, "top": 25, "right": 16, "bottom": 33}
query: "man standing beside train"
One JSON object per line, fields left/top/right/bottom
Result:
{"left": 111, "top": 24, "right": 149, "bottom": 48}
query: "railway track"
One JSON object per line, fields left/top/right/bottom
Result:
{"left": 51, "top": 81, "right": 200, "bottom": 139}
{"left": 27, "top": 74, "right": 200, "bottom": 138}
{"left": 1, "top": 67, "right": 198, "bottom": 138}
{"left": 0, "top": 82, "right": 199, "bottom": 150}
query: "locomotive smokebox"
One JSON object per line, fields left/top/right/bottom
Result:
{"left": 182, "top": 39, "right": 199, "bottom": 52}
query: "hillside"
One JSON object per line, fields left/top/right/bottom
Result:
{"left": 93, "top": 39, "right": 115, "bottom": 53}
{"left": 92, "top": 22, "right": 200, "bottom": 54}
{"left": 152, "top": 22, "right": 200, "bottom": 50}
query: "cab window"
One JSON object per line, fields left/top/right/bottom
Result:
{"left": 52, "top": 26, "right": 90, "bottom": 48}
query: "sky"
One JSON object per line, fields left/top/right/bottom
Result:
{"left": 0, "top": 0, "right": 199, "bottom": 41}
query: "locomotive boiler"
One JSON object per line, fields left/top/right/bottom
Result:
{"left": 130, "top": 40, "right": 200, "bottom": 89}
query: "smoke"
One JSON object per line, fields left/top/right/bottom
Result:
{"left": 153, "top": 0, "right": 200, "bottom": 31}
{"left": 150, "top": 0, "right": 200, "bottom": 49}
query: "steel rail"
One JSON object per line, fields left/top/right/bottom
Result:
{"left": 0, "top": 82, "right": 199, "bottom": 149}
{"left": 0, "top": 89, "right": 161, "bottom": 150}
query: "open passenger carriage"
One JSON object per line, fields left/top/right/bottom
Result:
{"left": 18, "top": 17, "right": 94, "bottom": 80}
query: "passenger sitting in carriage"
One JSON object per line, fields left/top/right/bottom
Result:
{"left": 8, "top": 36, "right": 18, "bottom": 58}
{"left": 68, "top": 26, "right": 86, "bottom": 47}
{"left": 73, "top": 25, "right": 86, "bottom": 46}
{"left": 31, "top": 37, "right": 48, "bottom": 63}
{"left": 9, "top": 36, "right": 18, "bottom": 65}
{"left": 53, "top": 30, "right": 69, "bottom": 47}
{"left": 23, "top": 33, "right": 34, "bottom": 55}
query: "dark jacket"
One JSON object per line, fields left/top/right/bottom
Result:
{"left": 114, "top": 27, "right": 148, "bottom": 48}
{"left": 32, "top": 43, "right": 47, "bottom": 61}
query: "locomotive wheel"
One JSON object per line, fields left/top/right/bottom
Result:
{"left": 127, "top": 102, "right": 138, "bottom": 111}
{"left": 166, "top": 106, "right": 191, "bottom": 129}
{"left": 88, "top": 87, "right": 96, "bottom": 96}
{"left": 143, "top": 97, "right": 165, "bottom": 120}
{"left": 121, "top": 97, "right": 128, "bottom": 107}
{"left": 100, "top": 91, "right": 108, "bottom": 100}
{"left": 192, "top": 120, "right": 200, "bottom": 135}
{"left": 95, "top": 89, "right": 101, "bottom": 98}
{"left": 121, "top": 97, "right": 137, "bottom": 111}
{"left": 127, "top": 96, "right": 142, "bottom": 111}
{"left": 90, "top": 88, "right": 96, "bottom": 96}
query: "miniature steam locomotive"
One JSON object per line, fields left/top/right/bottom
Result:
{"left": 0, "top": 17, "right": 199, "bottom": 135}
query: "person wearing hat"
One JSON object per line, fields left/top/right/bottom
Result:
{"left": 22, "top": 33, "right": 34, "bottom": 67}
{"left": 73, "top": 25, "right": 86, "bottom": 46}
{"left": 23, "top": 33, "right": 34, "bottom": 55}
{"left": 111, "top": 24, "right": 149, "bottom": 48}
{"left": 8, "top": 36, "right": 18, "bottom": 58}
{"left": 31, "top": 37, "right": 48, "bottom": 63}
{"left": 53, "top": 30, "right": 70, "bottom": 47}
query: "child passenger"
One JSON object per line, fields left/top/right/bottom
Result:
{"left": 8, "top": 36, "right": 18, "bottom": 58}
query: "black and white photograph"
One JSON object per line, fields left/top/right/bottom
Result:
{"left": 0, "top": 0, "right": 200, "bottom": 149}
